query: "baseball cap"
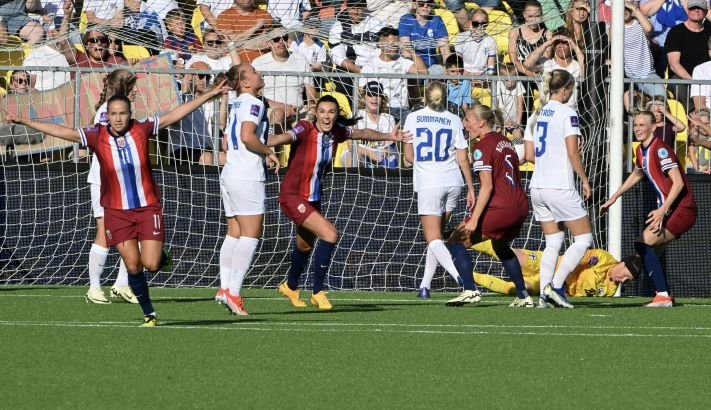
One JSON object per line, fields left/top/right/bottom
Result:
{"left": 365, "top": 81, "right": 384, "bottom": 97}
{"left": 688, "top": 0, "right": 708, "bottom": 10}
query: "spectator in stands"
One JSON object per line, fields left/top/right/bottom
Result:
{"left": 640, "top": 0, "right": 688, "bottom": 77}
{"left": 185, "top": 29, "right": 241, "bottom": 72}
{"left": 367, "top": 0, "right": 410, "bottom": 29}
{"left": 0, "top": 0, "right": 45, "bottom": 44}
{"left": 623, "top": 1, "right": 666, "bottom": 101}
{"left": 691, "top": 37, "right": 711, "bottom": 111}
{"left": 22, "top": 0, "right": 71, "bottom": 91}
{"left": 290, "top": 24, "right": 326, "bottom": 72}
{"left": 198, "top": 0, "right": 234, "bottom": 31}
{"left": 444, "top": 54, "right": 473, "bottom": 117}
{"left": 253, "top": 31, "right": 318, "bottom": 120}
{"left": 398, "top": 0, "right": 451, "bottom": 69}
{"left": 359, "top": 27, "right": 428, "bottom": 124}
{"left": 84, "top": 0, "right": 124, "bottom": 28}
{"left": 164, "top": 9, "right": 202, "bottom": 63}
{"left": 494, "top": 64, "right": 525, "bottom": 140}
{"left": 509, "top": 0, "right": 550, "bottom": 79}
{"left": 328, "top": 0, "right": 384, "bottom": 72}
{"left": 343, "top": 81, "right": 399, "bottom": 168}
{"left": 666, "top": 0, "right": 711, "bottom": 109}
{"left": 7, "top": 70, "right": 36, "bottom": 94}
{"left": 267, "top": 0, "right": 311, "bottom": 30}
{"left": 453, "top": 9, "right": 497, "bottom": 76}
{"left": 524, "top": 28, "right": 585, "bottom": 109}
{"left": 64, "top": 29, "right": 127, "bottom": 68}
{"left": 687, "top": 109, "right": 711, "bottom": 173}
{"left": 216, "top": 0, "right": 273, "bottom": 63}
{"left": 565, "top": 0, "right": 593, "bottom": 49}
{"left": 143, "top": 0, "right": 178, "bottom": 20}
{"left": 168, "top": 61, "right": 224, "bottom": 166}
{"left": 647, "top": 100, "right": 686, "bottom": 149}
{"left": 124, "top": 0, "right": 166, "bottom": 47}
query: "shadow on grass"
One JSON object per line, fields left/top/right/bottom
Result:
{"left": 161, "top": 318, "right": 268, "bottom": 327}
{"left": 155, "top": 297, "right": 215, "bottom": 303}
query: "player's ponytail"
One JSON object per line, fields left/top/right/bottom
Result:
{"left": 317, "top": 95, "right": 362, "bottom": 127}
{"left": 225, "top": 64, "right": 241, "bottom": 93}
{"left": 96, "top": 68, "right": 137, "bottom": 111}
{"left": 424, "top": 80, "right": 447, "bottom": 112}
{"left": 531, "top": 70, "right": 572, "bottom": 127}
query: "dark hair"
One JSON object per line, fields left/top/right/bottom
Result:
{"left": 106, "top": 94, "right": 132, "bottom": 111}
{"left": 622, "top": 255, "right": 641, "bottom": 279}
{"left": 317, "top": 95, "right": 361, "bottom": 127}
{"left": 445, "top": 54, "right": 464, "bottom": 69}
{"left": 96, "top": 68, "right": 137, "bottom": 111}
{"left": 226, "top": 64, "right": 242, "bottom": 91}
{"left": 377, "top": 27, "right": 399, "bottom": 40}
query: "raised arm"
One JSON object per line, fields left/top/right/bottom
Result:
{"left": 267, "top": 132, "right": 295, "bottom": 147}
{"left": 565, "top": 134, "right": 591, "bottom": 199}
{"left": 158, "top": 81, "right": 229, "bottom": 129}
{"left": 5, "top": 112, "right": 81, "bottom": 142}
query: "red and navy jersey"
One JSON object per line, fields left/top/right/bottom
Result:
{"left": 282, "top": 120, "right": 352, "bottom": 201}
{"left": 471, "top": 132, "right": 527, "bottom": 211}
{"left": 635, "top": 136, "right": 696, "bottom": 211}
{"left": 79, "top": 118, "right": 161, "bottom": 210}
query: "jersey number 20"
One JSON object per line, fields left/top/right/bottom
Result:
{"left": 416, "top": 128, "right": 452, "bottom": 162}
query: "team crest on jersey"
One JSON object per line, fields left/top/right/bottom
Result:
{"left": 427, "top": 29, "right": 433, "bottom": 37}
{"left": 105, "top": 229, "right": 112, "bottom": 240}
{"left": 597, "top": 287, "right": 605, "bottom": 296}
{"left": 657, "top": 147, "right": 669, "bottom": 159}
{"left": 297, "top": 203, "right": 306, "bottom": 213}
{"left": 321, "top": 132, "right": 334, "bottom": 147}
{"left": 570, "top": 116, "right": 579, "bottom": 127}
{"left": 250, "top": 104, "right": 260, "bottom": 117}
{"left": 115, "top": 136, "right": 127, "bottom": 149}
{"left": 528, "top": 252, "right": 537, "bottom": 260}
{"left": 473, "top": 149, "right": 483, "bottom": 160}
{"left": 588, "top": 256, "right": 599, "bottom": 266}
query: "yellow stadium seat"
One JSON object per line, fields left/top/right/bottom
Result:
{"left": 464, "top": 2, "right": 480, "bottom": 12}
{"left": 192, "top": 7, "right": 204, "bottom": 42}
{"left": 472, "top": 86, "right": 492, "bottom": 108}
{"left": 433, "top": 8, "right": 460, "bottom": 44}
{"left": 123, "top": 45, "right": 151, "bottom": 61}
{"left": 0, "top": 36, "right": 26, "bottom": 88}
{"left": 79, "top": 11, "right": 88, "bottom": 32}
{"left": 486, "top": 10, "right": 513, "bottom": 58}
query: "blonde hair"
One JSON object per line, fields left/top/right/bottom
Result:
{"left": 96, "top": 68, "right": 137, "bottom": 111}
{"left": 531, "top": 69, "right": 574, "bottom": 125}
{"left": 424, "top": 80, "right": 447, "bottom": 111}
{"left": 565, "top": 0, "right": 591, "bottom": 48}
{"left": 468, "top": 104, "right": 505, "bottom": 131}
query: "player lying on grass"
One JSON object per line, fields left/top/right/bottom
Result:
{"left": 466, "top": 240, "right": 645, "bottom": 298}
{"left": 5, "top": 81, "right": 229, "bottom": 326}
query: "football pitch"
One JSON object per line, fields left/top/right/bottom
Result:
{"left": 1, "top": 287, "right": 710, "bottom": 409}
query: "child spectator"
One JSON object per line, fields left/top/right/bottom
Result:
{"left": 289, "top": 26, "right": 326, "bottom": 72}
{"left": 494, "top": 64, "right": 525, "bottom": 140}
{"left": 164, "top": 9, "right": 202, "bottom": 63}
{"left": 444, "top": 54, "right": 472, "bottom": 117}
{"left": 688, "top": 109, "right": 711, "bottom": 173}
{"left": 453, "top": 8, "right": 497, "bottom": 76}
{"left": 647, "top": 100, "right": 686, "bottom": 149}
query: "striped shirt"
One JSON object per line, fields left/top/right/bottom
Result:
{"left": 624, "top": 20, "right": 655, "bottom": 79}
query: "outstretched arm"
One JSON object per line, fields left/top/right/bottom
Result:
{"left": 267, "top": 132, "right": 294, "bottom": 147}
{"left": 600, "top": 168, "right": 645, "bottom": 213}
{"left": 158, "top": 80, "right": 229, "bottom": 129}
{"left": 5, "top": 112, "right": 80, "bottom": 142}
{"left": 351, "top": 127, "right": 411, "bottom": 142}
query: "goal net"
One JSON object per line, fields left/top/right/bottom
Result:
{"left": 0, "top": 0, "right": 612, "bottom": 293}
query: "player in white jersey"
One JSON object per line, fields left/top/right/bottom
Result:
{"left": 85, "top": 69, "right": 138, "bottom": 305}
{"left": 523, "top": 69, "right": 593, "bottom": 309}
{"left": 217, "top": 63, "right": 280, "bottom": 316}
{"left": 403, "top": 81, "right": 478, "bottom": 306}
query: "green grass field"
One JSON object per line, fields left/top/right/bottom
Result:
{"left": 1, "top": 287, "right": 710, "bottom": 409}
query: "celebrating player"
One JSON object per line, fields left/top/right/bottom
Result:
{"left": 446, "top": 105, "right": 532, "bottom": 307}
{"left": 5, "top": 80, "right": 230, "bottom": 326}
{"left": 403, "top": 81, "right": 476, "bottom": 305}
{"left": 85, "top": 69, "right": 139, "bottom": 305}
{"left": 267, "top": 95, "right": 409, "bottom": 310}
{"left": 470, "top": 240, "right": 640, "bottom": 298}
{"left": 524, "top": 69, "right": 593, "bottom": 309}
{"left": 600, "top": 111, "right": 697, "bottom": 307}
{"left": 217, "top": 63, "right": 280, "bottom": 316}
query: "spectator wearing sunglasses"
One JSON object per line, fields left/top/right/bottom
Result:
{"left": 453, "top": 9, "right": 497, "bottom": 76}
{"left": 7, "top": 71, "right": 36, "bottom": 94}
{"left": 184, "top": 29, "right": 241, "bottom": 72}
{"left": 216, "top": 0, "right": 274, "bottom": 63}
{"left": 65, "top": 29, "right": 127, "bottom": 68}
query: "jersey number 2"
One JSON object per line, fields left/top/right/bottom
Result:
{"left": 416, "top": 128, "right": 453, "bottom": 162}
{"left": 535, "top": 122, "right": 548, "bottom": 157}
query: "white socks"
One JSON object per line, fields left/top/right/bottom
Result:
{"left": 419, "top": 247, "right": 437, "bottom": 289}
{"left": 114, "top": 258, "right": 129, "bottom": 288}
{"left": 552, "top": 233, "right": 594, "bottom": 289}
{"left": 540, "top": 232, "right": 565, "bottom": 294}
{"left": 427, "top": 239, "right": 460, "bottom": 284}
{"left": 219, "top": 235, "right": 239, "bottom": 290}
{"left": 229, "top": 237, "right": 259, "bottom": 297}
{"left": 88, "top": 244, "right": 108, "bottom": 291}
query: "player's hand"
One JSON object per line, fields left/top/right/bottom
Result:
{"left": 581, "top": 179, "right": 591, "bottom": 200}
{"left": 464, "top": 214, "right": 478, "bottom": 234}
{"left": 599, "top": 196, "right": 616, "bottom": 215}
{"left": 266, "top": 152, "right": 281, "bottom": 173}
{"left": 208, "top": 79, "right": 230, "bottom": 97}
{"left": 646, "top": 208, "right": 665, "bottom": 234}
{"left": 2, "top": 109, "right": 21, "bottom": 124}
{"left": 466, "top": 189, "right": 476, "bottom": 211}
{"left": 392, "top": 127, "right": 412, "bottom": 142}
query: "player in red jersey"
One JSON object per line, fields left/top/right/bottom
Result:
{"left": 267, "top": 95, "right": 409, "bottom": 310}
{"left": 5, "top": 81, "right": 229, "bottom": 325}
{"left": 447, "top": 105, "right": 533, "bottom": 307}
{"left": 601, "top": 111, "right": 697, "bottom": 307}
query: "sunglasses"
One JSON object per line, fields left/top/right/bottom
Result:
{"left": 109, "top": 38, "right": 122, "bottom": 45}
{"left": 86, "top": 36, "right": 109, "bottom": 44}
{"left": 471, "top": 21, "right": 488, "bottom": 28}
{"left": 417, "top": 2, "right": 434, "bottom": 7}
{"left": 272, "top": 35, "right": 289, "bottom": 42}
{"left": 204, "top": 39, "right": 223, "bottom": 46}
{"left": 11, "top": 77, "right": 28, "bottom": 84}
{"left": 195, "top": 74, "right": 210, "bottom": 80}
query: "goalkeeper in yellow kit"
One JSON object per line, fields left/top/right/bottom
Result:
{"left": 472, "top": 240, "right": 640, "bottom": 297}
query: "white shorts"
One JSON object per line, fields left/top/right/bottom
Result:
{"left": 220, "top": 178, "right": 265, "bottom": 217}
{"left": 531, "top": 187, "right": 588, "bottom": 222}
{"left": 417, "top": 186, "right": 462, "bottom": 215}
{"left": 90, "top": 183, "right": 104, "bottom": 219}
